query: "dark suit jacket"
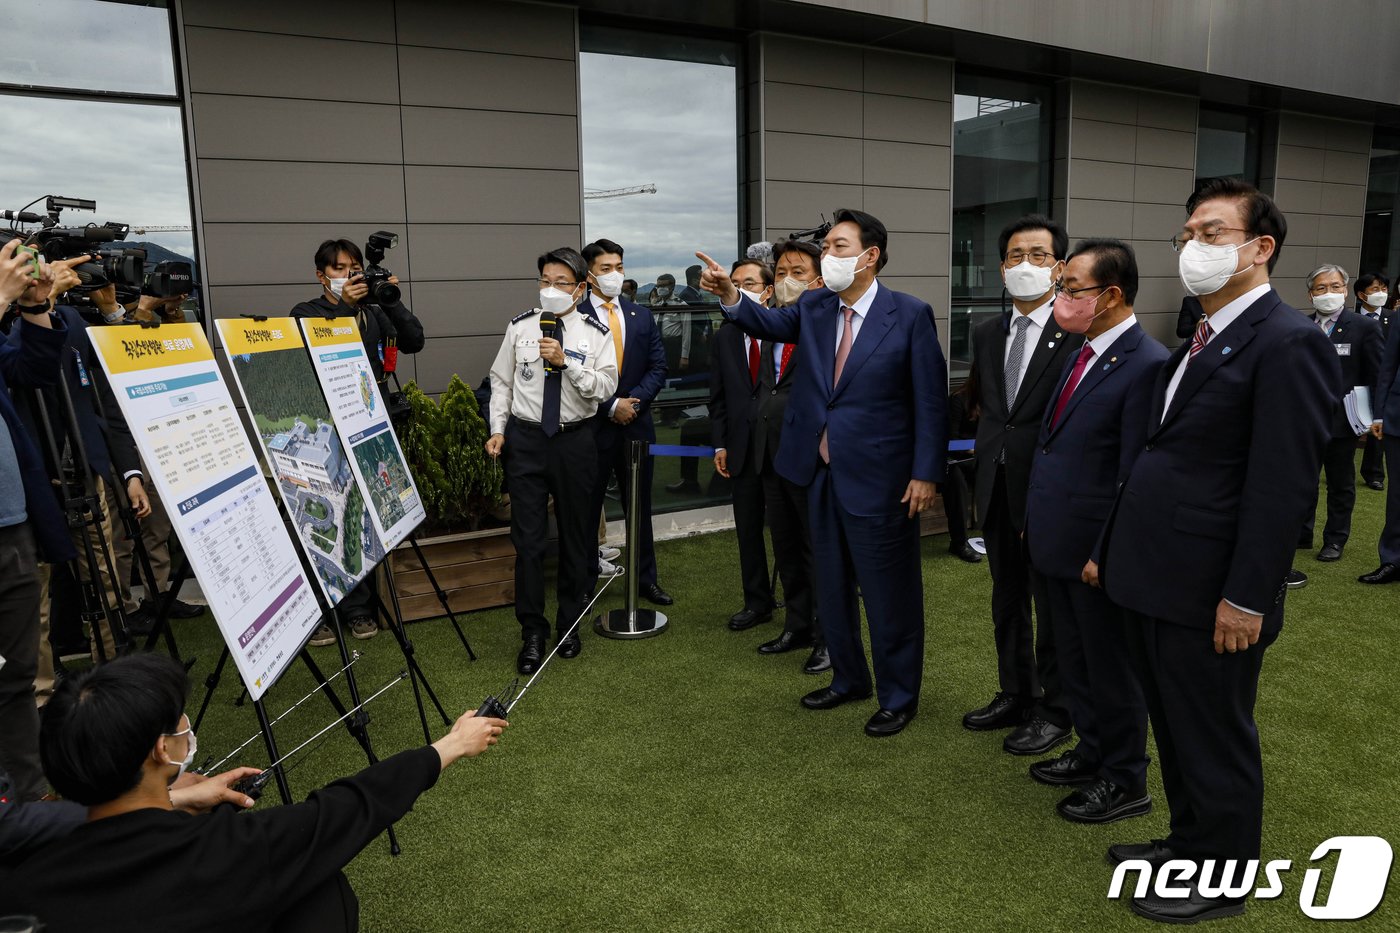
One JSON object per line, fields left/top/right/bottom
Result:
{"left": 1314, "top": 309, "right": 1382, "bottom": 438}
{"left": 725, "top": 281, "right": 947, "bottom": 517}
{"left": 971, "top": 306, "right": 1083, "bottom": 528}
{"left": 1377, "top": 303, "right": 1400, "bottom": 427}
{"left": 4, "top": 306, "right": 140, "bottom": 482}
{"left": 1025, "top": 322, "right": 1169, "bottom": 581}
{"left": 709, "top": 323, "right": 796, "bottom": 475}
{"left": 585, "top": 295, "right": 667, "bottom": 443}
{"left": 1103, "top": 288, "right": 1340, "bottom": 631}
{"left": 0, "top": 314, "right": 77, "bottom": 562}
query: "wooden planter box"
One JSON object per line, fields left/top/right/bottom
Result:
{"left": 390, "top": 526, "right": 515, "bottom": 622}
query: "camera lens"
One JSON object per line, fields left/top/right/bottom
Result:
{"left": 373, "top": 280, "right": 401, "bottom": 305}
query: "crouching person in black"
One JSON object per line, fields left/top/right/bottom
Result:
{"left": 0, "top": 653, "right": 507, "bottom": 932}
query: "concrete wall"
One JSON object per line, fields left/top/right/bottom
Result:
{"left": 1263, "top": 112, "right": 1372, "bottom": 306}
{"left": 1063, "top": 80, "right": 1198, "bottom": 345}
{"left": 178, "top": 0, "right": 580, "bottom": 394}
{"left": 757, "top": 34, "right": 953, "bottom": 345}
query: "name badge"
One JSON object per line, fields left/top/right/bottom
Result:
{"left": 564, "top": 348, "right": 586, "bottom": 362}
{"left": 1336, "top": 343, "right": 1352, "bottom": 356}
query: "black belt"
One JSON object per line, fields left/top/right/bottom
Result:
{"left": 509, "top": 416, "right": 589, "bottom": 433}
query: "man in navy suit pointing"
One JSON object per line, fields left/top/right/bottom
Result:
{"left": 696, "top": 209, "right": 947, "bottom": 737}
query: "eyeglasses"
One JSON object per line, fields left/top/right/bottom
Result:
{"left": 731, "top": 279, "right": 765, "bottom": 290}
{"left": 1308, "top": 283, "right": 1348, "bottom": 295}
{"left": 1005, "top": 249, "right": 1056, "bottom": 266}
{"left": 1170, "top": 226, "right": 1249, "bottom": 252}
{"left": 537, "top": 278, "right": 578, "bottom": 290}
{"left": 1054, "top": 282, "right": 1108, "bottom": 298}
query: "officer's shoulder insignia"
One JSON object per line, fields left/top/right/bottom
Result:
{"left": 583, "top": 314, "right": 610, "bottom": 334}
{"left": 511, "top": 308, "right": 539, "bottom": 324}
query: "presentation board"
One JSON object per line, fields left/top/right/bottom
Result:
{"left": 87, "top": 323, "right": 321, "bottom": 699}
{"left": 299, "top": 318, "right": 424, "bottom": 550}
{"left": 215, "top": 318, "right": 386, "bottom": 607}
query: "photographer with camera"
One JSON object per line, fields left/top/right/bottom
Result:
{"left": 292, "top": 236, "right": 424, "bottom": 647}
{"left": 0, "top": 238, "right": 76, "bottom": 804}
{"left": 0, "top": 652, "right": 507, "bottom": 932}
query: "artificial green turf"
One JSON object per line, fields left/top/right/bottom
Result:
{"left": 172, "top": 477, "right": 1399, "bottom": 931}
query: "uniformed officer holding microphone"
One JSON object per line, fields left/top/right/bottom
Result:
{"left": 487, "top": 248, "right": 619, "bottom": 675}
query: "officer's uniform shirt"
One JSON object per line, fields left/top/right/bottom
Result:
{"left": 488, "top": 305, "right": 618, "bottom": 435}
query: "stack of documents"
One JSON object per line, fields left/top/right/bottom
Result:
{"left": 1344, "top": 386, "right": 1374, "bottom": 436}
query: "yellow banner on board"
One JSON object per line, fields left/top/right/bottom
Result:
{"left": 215, "top": 317, "right": 306, "bottom": 356}
{"left": 86, "top": 322, "right": 213, "bottom": 374}
{"left": 301, "top": 316, "right": 361, "bottom": 348}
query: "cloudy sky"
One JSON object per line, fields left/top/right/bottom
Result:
{"left": 579, "top": 52, "right": 739, "bottom": 286}
{"left": 0, "top": 0, "right": 193, "bottom": 259}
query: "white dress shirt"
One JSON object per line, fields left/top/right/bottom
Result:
{"left": 487, "top": 307, "right": 619, "bottom": 435}
{"left": 1065, "top": 313, "right": 1139, "bottom": 399}
{"left": 1161, "top": 282, "right": 1270, "bottom": 418}
{"left": 835, "top": 279, "right": 880, "bottom": 357}
{"left": 1005, "top": 298, "right": 1055, "bottom": 397}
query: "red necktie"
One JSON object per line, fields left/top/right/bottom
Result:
{"left": 1050, "top": 343, "right": 1096, "bottom": 428}
{"left": 748, "top": 337, "right": 761, "bottom": 385}
{"left": 1189, "top": 317, "right": 1213, "bottom": 359}
{"left": 779, "top": 343, "right": 794, "bottom": 378}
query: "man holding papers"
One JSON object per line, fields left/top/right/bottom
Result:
{"left": 1299, "top": 264, "right": 1382, "bottom": 563}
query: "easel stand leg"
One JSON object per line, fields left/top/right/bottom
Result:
{"left": 408, "top": 535, "right": 476, "bottom": 661}
{"left": 252, "top": 697, "right": 293, "bottom": 805}
{"left": 193, "top": 645, "right": 231, "bottom": 733}
{"left": 373, "top": 580, "right": 450, "bottom": 744}
{"left": 142, "top": 557, "right": 191, "bottom": 663}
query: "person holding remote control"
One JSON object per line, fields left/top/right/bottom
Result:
{"left": 0, "top": 653, "right": 508, "bottom": 933}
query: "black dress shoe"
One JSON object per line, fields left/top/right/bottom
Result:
{"left": 1367, "top": 479, "right": 1385, "bottom": 490}
{"left": 517, "top": 634, "right": 546, "bottom": 675}
{"left": 643, "top": 583, "right": 675, "bottom": 606}
{"left": 1107, "top": 839, "right": 1176, "bottom": 867}
{"left": 665, "top": 480, "right": 701, "bottom": 494}
{"left": 1285, "top": 568, "right": 1308, "bottom": 588}
{"left": 151, "top": 596, "right": 206, "bottom": 620}
{"left": 962, "top": 692, "right": 1028, "bottom": 731}
{"left": 1359, "top": 562, "right": 1400, "bottom": 584}
{"left": 1316, "top": 543, "right": 1344, "bottom": 562}
{"left": 949, "top": 542, "right": 983, "bottom": 563}
{"left": 803, "top": 644, "right": 831, "bottom": 675}
{"left": 1131, "top": 888, "right": 1245, "bottom": 924}
{"left": 865, "top": 707, "right": 915, "bottom": 737}
{"left": 758, "top": 630, "right": 811, "bottom": 654}
{"left": 1029, "top": 747, "right": 1098, "bottom": 786}
{"left": 800, "top": 686, "right": 871, "bottom": 710}
{"left": 728, "top": 607, "right": 772, "bottom": 631}
{"left": 1057, "top": 777, "right": 1151, "bottom": 824}
{"left": 123, "top": 604, "right": 155, "bottom": 637}
{"left": 1004, "top": 717, "right": 1072, "bottom": 755}
{"left": 557, "top": 629, "right": 581, "bottom": 659}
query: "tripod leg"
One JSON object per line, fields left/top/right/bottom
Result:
{"left": 252, "top": 698, "right": 293, "bottom": 806}
{"left": 143, "top": 557, "right": 191, "bottom": 659}
{"left": 193, "top": 645, "right": 231, "bottom": 733}
{"left": 409, "top": 536, "right": 476, "bottom": 661}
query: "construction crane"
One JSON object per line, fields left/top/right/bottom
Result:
{"left": 132, "top": 225, "right": 192, "bottom": 235}
{"left": 584, "top": 184, "right": 657, "bottom": 201}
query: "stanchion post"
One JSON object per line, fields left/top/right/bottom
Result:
{"left": 593, "top": 439, "right": 667, "bottom": 639}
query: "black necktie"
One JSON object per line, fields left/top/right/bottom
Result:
{"left": 542, "top": 317, "right": 563, "bottom": 436}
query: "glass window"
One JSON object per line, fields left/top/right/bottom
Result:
{"left": 579, "top": 26, "right": 741, "bottom": 516}
{"left": 950, "top": 73, "right": 1054, "bottom": 379}
{"left": 1360, "top": 126, "right": 1400, "bottom": 285}
{"left": 0, "top": 0, "right": 177, "bottom": 96}
{"left": 1195, "top": 105, "right": 1262, "bottom": 189}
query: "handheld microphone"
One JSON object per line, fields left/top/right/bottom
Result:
{"left": 539, "top": 311, "right": 557, "bottom": 374}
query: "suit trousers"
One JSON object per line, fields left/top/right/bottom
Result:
{"left": 940, "top": 459, "right": 974, "bottom": 549}
{"left": 729, "top": 453, "right": 772, "bottom": 612}
{"left": 591, "top": 429, "right": 658, "bottom": 588}
{"left": 809, "top": 466, "right": 923, "bottom": 712}
{"left": 983, "top": 466, "right": 1067, "bottom": 724}
{"left": 1040, "top": 574, "right": 1149, "bottom": 790}
{"left": 1361, "top": 432, "right": 1385, "bottom": 485}
{"left": 1124, "top": 611, "right": 1276, "bottom": 862}
{"left": 110, "top": 476, "right": 173, "bottom": 613}
{"left": 762, "top": 463, "right": 817, "bottom": 640}
{"left": 506, "top": 419, "right": 598, "bottom": 640}
{"left": 0, "top": 522, "right": 44, "bottom": 800}
{"left": 1298, "top": 435, "right": 1359, "bottom": 548}
{"left": 1380, "top": 433, "right": 1400, "bottom": 565}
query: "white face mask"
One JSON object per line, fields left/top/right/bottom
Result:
{"left": 1002, "top": 260, "right": 1056, "bottom": 301}
{"left": 773, "top": 275, "right": 810, "bottom": 306}
{"left": 1177, "top": 237, "right": 1259, "bottom": 297}
{"left": 162, "top": 724, "right": 197, "bottom": 783}
{"left": 1311, "top": 293, "right": 1346, "bottom": 314}
{"left": 821, "top": 247, "right": 872, "bottom": 293}
{"left": 740, "top": 287, "right": 768, "bottom": 306}
{"left": 592, "top": 270, "right": 624, "bottom": 299}
{"left": 539, "top": 286, "right": 579, "bottom": 314}
{"left": 1364, "top": 291, "right": 1389, "bottom": 309}
{"left": 325, "top": 276, "right": 348, "bottom": 299}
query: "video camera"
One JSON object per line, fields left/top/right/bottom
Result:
{"left": 789, "top": 216, "right": 832, "bottom": 243}
{"left": 143, "top": 260, "right": 194, "bottom": 299}
{"left": 361, "top": 230, "right": 401, "bottom": 306}
{"left": 2, "top": 196, "right": 144, "bottom": 295}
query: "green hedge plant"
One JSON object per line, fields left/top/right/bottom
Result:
{"left": 399, "top": 376, "right": 502, "bottom": 533}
